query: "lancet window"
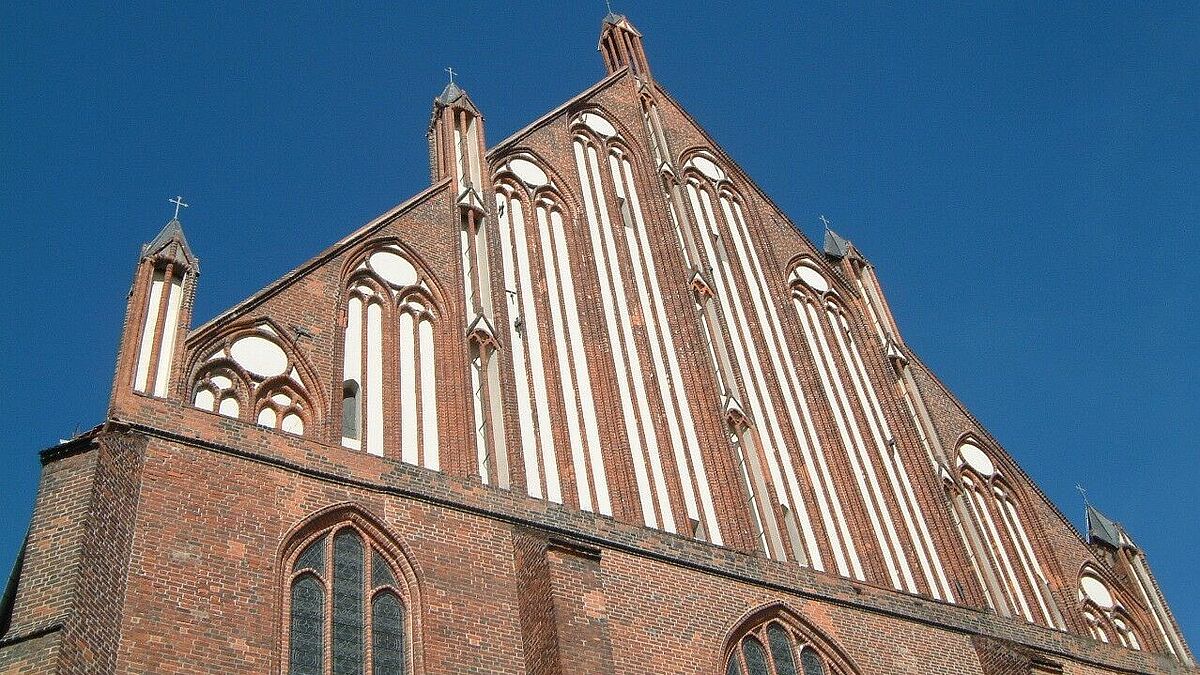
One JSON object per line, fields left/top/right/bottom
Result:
{"left": 284, "top": 517, "right": 413, "bottom": 675}
{"left": 493, "top": 154, "right": 610, "bottom": 513}
{"left": 189, "top": 324, "right": 316, "bottom": 437}
{"left": 952, "top": 439, "right": 1063, "bottom": 628}
{"left": 788, "top": 260, "right": 952, "bottom": 599}
{"left": 340, "top": 245, "right": 439, "bottom": 469}
{"left": 570, "top": 111, "right": 721, "bottom": 542}
{"left": 1079, "top": 569, "right": 1141, "bottom": 650}
{"left": 724, "top": 609, "right": 859, "bottom": 675}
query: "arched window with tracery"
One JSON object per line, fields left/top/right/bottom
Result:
{"left": 283, "top": 511, "right": 418, "bottom": 675}
{"left": 570, "top": 111, "right": 721, "bottom": 542}
{"left": 682, "top": 157, "right": 821, "bottom": 566}
{"left": 788, "top": 260, "right": 952, "bottom": 600}
{"left": 493, "top": 153, "right": 611, "bottom": 514}
{"left": 1079, "top": 568, "right": 1141, "bottom": 650}
{"left": 339, "top": 245, "right": 440, "bottom": 469}
{"left": 724, "top": 608, "right": 859, "bottom": 675}
{"left": 953, "top": 438, "right": 1063, "bottom": 629}
{"left": 188, "top": 323, "right": 319, "bottom": 437}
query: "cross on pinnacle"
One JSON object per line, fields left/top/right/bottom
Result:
{"left": 819, "top": 214, "right": 832, "bottom": 229}
{"left": 1075, "top": 483, "right": 1090, "bottom": 506}
{"left": 445, "top": 66, "right": 456, "bottom": 85}
{"left": 169, "top": 195, "right": 189, "bottom": 220}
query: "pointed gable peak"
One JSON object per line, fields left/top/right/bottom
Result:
{"left": 142, "top": 217, "right": 197, "bottom": 270}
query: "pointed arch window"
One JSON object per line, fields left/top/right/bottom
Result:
{"left": 1079, "top": 569, "right": 1141, "bottom": 651}
{"left": 189, "top": 326, "right": 318, "bottom": 437}
{"left": 492, "top": 156, "right": 611, "bottom": 514}
{"left": 953, "top": 439, "right": 1063, "bottom": 629}
{"left": 340, "top": 245, "right": 440, "bottom": 469}
{"left": 789, "top": 260, "right": 950, "bottom": 599}
{"left": 724, "top": 610, "right": 858, "bottom": 675}
{"left": 286, "top": 525, "right": 410, "bottom": 674}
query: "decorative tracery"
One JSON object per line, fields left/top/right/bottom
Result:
{"left": 789, "top": 258, "right": 952, "bottom": 599}
{"left": 1079, "top": 567, "right": 1141, "bottom": 650}
{"left": 339, "top": 244, "right": 440, "bottom": 469}
{"left": 724, "top": 607, "right": 859, "bottom": 675}
{"left": 570, "top": 111, "right": 722, "bottom": 542}
{"left": 492, "top": 152, "right": 611, "bottom": 514}
{"left": 188, "top": 322, "right": 318, "bottom": 437}
{"left": 950, "top": 437, "right": 1063, "bottom": 629}
{"left": 283, "top": 508, "right": 417, "bottom": 675}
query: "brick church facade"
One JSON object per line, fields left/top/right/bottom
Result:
{"left": 0, "top": 13, "right": 1193, "bottom": 675}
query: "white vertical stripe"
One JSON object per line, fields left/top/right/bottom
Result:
{"left": 496, "top": 193, "right": 543, "bottom": 498}
{"left": 609, "top": 152, "right": 683, "bottom": 532}
{"left": 134, "top": 271, "right": 164, "bottom": 393}
{"left": 969, "top": 482, "right": 1033, "bottom": 621}
{"left": 470, "top": 349, "right": 489, "bottom": 484}
{"left": 551, "top": 208, "right": 610, "bottom": 515}
{"left": 459, "top": 226, "right": 475, "bottom": 313}
{"left": 829, "top": 310, "right": 922, "bottom": 595}
{"left": 1001, "top": 494, "right": 1055, "bottom": 626}
{"left": 844, "top": 322, "right": 952, "bottom": 598}
{"left": 399, "top": 311, "right": 418, "bottom": 465}
{"left": 690, "top": 183, "right": 793, "bottom": 560}
{"left": 537, "top": 204, "right": 590, "bottom": 510}
{"left": 511, "top": 197, "right": 561, "bottom": 503}
{"left": 795, "top": 298, "right": 881, "bottom": 581}
{"left": 153, "top": 275, "right": 182, "bottom": 397}
{"left": 419, "top": 318, "right": 439, "bottom": 471}
{"left": 573, "top": 138, "right": 656, "bottom": 528}
{"left": 622, "top": 158, "right": 722, "bottom": 543}
{"left": 719, "top": 195, "right": 823, "bottom": 568}
{"left": 366, "top": 302, "right": 384, "bottom": 457}
{"left": 590, "top": 146, "right": 673, "bottom": 531}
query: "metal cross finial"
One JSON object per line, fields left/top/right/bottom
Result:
{"left": 169, "top": 195, "right": 189, "bottom": 220}
{"left": 605, "top": 0, "right": 614, "bottom": 14}
{"left": 819, "top": 214, "right": 832, "bottom": 229}
{"left": 445, "top": 66, "right": 456, "bottom": 85}
{"left": 1075, "top": 483, "right": 1090, "bottom": 506}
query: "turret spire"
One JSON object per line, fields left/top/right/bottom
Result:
{"left": 598, "top": 11, "right": 650, "bottom": 79}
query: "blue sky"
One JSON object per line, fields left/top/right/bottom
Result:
{"left": 2, "top": 0, "right": 1197, "bottom": 648}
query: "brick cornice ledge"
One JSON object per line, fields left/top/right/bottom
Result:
{"left": 117, "top": 420, "right": 1187, "bottom": 675}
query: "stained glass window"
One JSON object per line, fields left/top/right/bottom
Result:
{"left": 800, "top": 648, "right": 826, "bottom": 675}
{"left": 289, "top": 575, "right": 324, "bottom": 675}
{"left": 767, "top": 624, "right": 798, "bottom": 675}
{"left": 728, "top": 616, "right": 845, "bottom": 675}
{"left": 333, "top": 529, "right": 365, "bottom": 675}
{"left": 372, "top": 550, "right": 397, "bottom": 588}
{"left": 372, "top": 592, "right": 406, "bottom": 674}
{"left": 294, "top": 535, "right": 326, "bottom": 574}
{"left": 287, "top": 524, "right": 409, "bottom": 674}
{"left": 743, "top": 636, "right": 770, "bottom": 675}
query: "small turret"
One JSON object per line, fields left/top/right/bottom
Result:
{"left": 111, "top": 199, "right": 199, "bottom": 408}
{"left": 598, "top": 13, "right": 651, "bottom": 80}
